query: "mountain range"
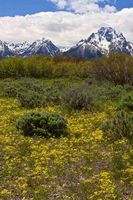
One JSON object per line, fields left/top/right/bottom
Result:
{"left": 0, "top": 27, "right": 133, "bottom": 59}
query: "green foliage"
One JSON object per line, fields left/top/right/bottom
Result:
{"left": 20, "top": 79, "right": 44, "bottom": 92}
{"left": 101, "top": 85, "right": 124, "bottom": 100}
{"left": 1, "top": 79, "right": 70, "bottom": 107}
{"left": 92, "top": 53, "right": 133, "bottom": 85}
{"left": 63, "top": 85, "right": 96, "bottom": 110}
{"left": 17, "top": 91, "right": 46, "bottom": 108}
{"left": 16, "top": 112, "right": 68, "bottom": 138}
{"left": 102, "top": 111, "right": 133, "bottom": 143}
{"left": 4, "top": 83, "right": 21, "bottom": 98}
{"left": 0, "top": 57, "right": 25, "bottom": 78}
{"left": 1, "top": 79, "right": 47, "bottom": 108}
{"left": 43, "top": 80, "right": 68, "bottom": 105}
{"left": 0, "top": 54, "right": 133, "bottom": 86}
{"left": 44, "top": 86, "right": 62, "bottom": 105}
{"left": 0, "top": 56, "right": 92, "bottom": 78}
{"left": 0, "top": 77, "right": 133, "bottom": 199}
{"left": 118, "top": 94, "right": 133, "bottom": 111}
{"left": 112, "top": 154, "right": 125, "bottom": 171}
{"left": 2, "top": 79, "right": 44, "bottom": 97}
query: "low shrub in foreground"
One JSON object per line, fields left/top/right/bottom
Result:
{"left": 63, "top": 85, "right": 96, "bottom": 110}
{"left": 2, "top": 79, "right": 44, "bottom": 98}
{"left": 16, "top": 112, "right": 68, "bottom": 138}
{"left": 4, "top": 84, "right": 21, "bottom": 98}
{"left": 17, "top": 91, "right": 46, "bottom": 108}
{"left": 44, "top": 84, "right": 63, "bottom": 105}
{"left": 102, "top": 111, "right": 133, "bottom": 143}
{"left": 20, "top": 80, "right": 44, "bottom": 92}
{"left": 118, "top": 94, "right": 133, "bottom": 111}
{"left": 101, "top": 85, "right": 124, "bottom": 100}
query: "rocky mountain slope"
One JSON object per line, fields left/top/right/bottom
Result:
{"left": 0, "top": 38, "right": 60, "bottom": 58}
{"left": 64, "top": 27, "right": 133, "bottom": 58}
{"left": 0, "top": 27, "right": 133, "bottom": 59}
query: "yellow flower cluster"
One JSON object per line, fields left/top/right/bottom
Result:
{"left": 0, "top": 98, "right": 132, "bottom": 199}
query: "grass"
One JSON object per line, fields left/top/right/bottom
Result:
{"left": 0, "top": 77, "right": 133, "bottom": 199}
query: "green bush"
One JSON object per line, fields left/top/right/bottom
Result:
{"left": 2, "top": 79, "right": 45, "bottom": 98}
{"left": 118, "top": 94, "right": 133, "bottom": 111}
{"left": 0, "top": 55, "right": 92, "bottom": 78}
{"left": 1, "top": 79, "right": 66, "bottom": 107}
{"left": 4, "top": 84, "right": 20, "bottom": 98}
{"left": 92, "top": 53, "right": 133, "bottom": 85}
{"left": 102, "top": 111, "right": 133, "bottom": 143}
{"left": 20, "top": 80, "right": 44, "bottom": 92}
{"left": 16, "top": 112, "right": 68, "bottom": 138}
{"left": 44, "top": 86, "right": 62, "bottom": 105}
{"left": 18, "top": 91, "right": 46, "bottom": 108}
{"left": 102, "top": 85, "right": 124, "bottom": 100}
{"left": 63, "top": 85, "right": 96, "bottom": 110}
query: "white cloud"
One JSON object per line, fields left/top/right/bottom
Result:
{"left": 48, "top": 0, "right": 116, "bottom": 13}
{"left": 0, "top": 8, "right": 132, "bottom": 47}
{"left": 48, "top": 0, "right": 67, "bottom": 9}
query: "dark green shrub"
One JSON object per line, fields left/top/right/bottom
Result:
{"left": 123, "top": 84, "right": 133, "bottom": 92}
{"left": 44, "top": 86, "right": 62, "bottom": 105}
{"left": 118, "top": 94, "right": 133, "bottom": 111}
{"left": 4, "top": 84, "right": 20, "bottom": 98}
{"left": 18, "top": 91, "right": 46, "bottom": 108}
{"left": 63, "top": 85, "right": 96, "bottom": 110}
{"left": 20, "top": 80, "right": 44, "bottom": 92}
{"left": 112, "top": 154, "right": 125, "bottom": 171}
{"left": 42, "top": 80, "right": 69, "bottom": 105}
{"left": 0, "top": 79, "right": 21, "bottom": 98}
{"left": 16, "top": 112, "right": 68, "bottom": 138}
{"left": 102, "top": 85, "right": 124, "bottom": 100}
{"left": 102, "top": 111, "right": 133, "bottom": 143}
{"left": 2, "top": 79, "right": 45, "bottom": 98}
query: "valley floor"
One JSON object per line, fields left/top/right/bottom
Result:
{"left": 0, "top": 78, "right": 133, "bottom": 200}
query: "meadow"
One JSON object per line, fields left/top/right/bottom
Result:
{"left": 0, "top": 54, "right": 133, "bottom": 200}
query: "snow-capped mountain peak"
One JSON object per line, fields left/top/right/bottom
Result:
{"left": 6, "top": 41, "right": 31, "bottom": 55}
{"left": 0, "top": 38, "right": 60, "bottom": 58}
{"left": 0, "top": 40, "right": 14, "bottom": 58}
{"left": 64, "top": 27, "right": 133, "bottom": 58}
{"left": 87, "top": 27, "right": 128, "bottom": 54}
{"left": 0, "top": 27, "right": 133, "bottom": 59}
{"left": 23, "top": 38, "right": 60, "bottom": 57}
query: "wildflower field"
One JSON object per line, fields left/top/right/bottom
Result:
{"left": 0, "top": 54, "right": 133, "bottom": 200}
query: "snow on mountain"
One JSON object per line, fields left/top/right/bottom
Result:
{"left": 0, "top": 38, "right": 60, "bottom": 58}
{"left": 64, "top": 27, "right": 133, "bottom": 58}
{"left": 0, "top": 27, "right": 133, "bottom": 59}
{"left": 22, "top": 38, "right": 60, "bottom": 57}
{"left": 59, "top": 46, "right": 70, "bottom": 53}
{"left": 0, "top": 40, "right": 14, "bottom": 58}
{"left": 6, "top": 41, "right": 31, "bottom": 55}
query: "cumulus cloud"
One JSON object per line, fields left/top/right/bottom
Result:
{"left": 48, "top": 0, "right": 116, "bottom": 13}
{"left": 48, "top": 0, "right": 67, "bottom": 9}
{"left": 0, "top": 8, "right": 132, "bottom": 47}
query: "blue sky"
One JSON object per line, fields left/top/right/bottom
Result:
{"left": 0, "top": 0, "right": 132, "bottom": 16}
{"left": 0, "top": 0, "right": 55, "bottom": 16}
{"left": 116, "top": 0, "right": 133, "bottom": 10}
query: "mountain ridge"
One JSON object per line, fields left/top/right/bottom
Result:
{"left": 0, "top": 27, "right": 133, "bottom": 59}
{"left": 64, "top": 27, "right": 133, "bottom": 58}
